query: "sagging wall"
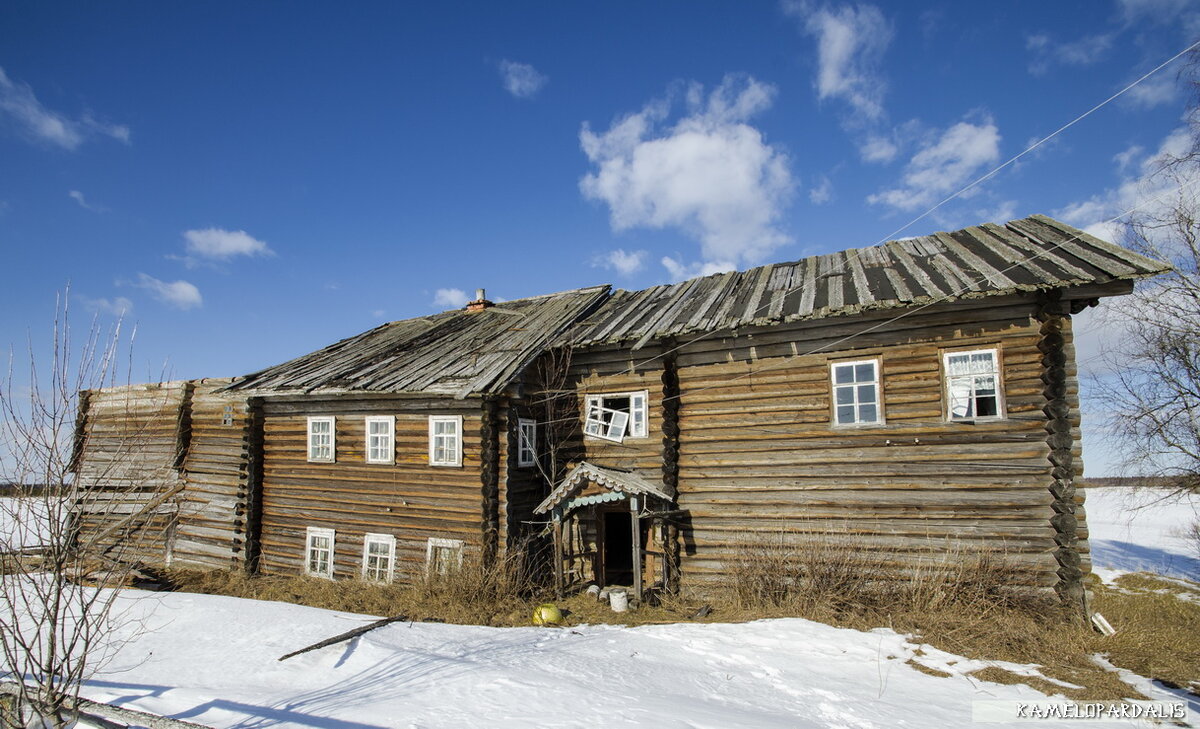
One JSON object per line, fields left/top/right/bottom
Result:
{"left": 562, "top": 294, "right": 1089, "bottom": 593}
{"left": 256, "top": 395, "right": 492, "bottom": 581}
{"left": 72, "top": 379, "right": 253, "bottom": 569}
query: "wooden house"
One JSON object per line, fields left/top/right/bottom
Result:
{"left": 72, "top": 215, "right": 1167, "bottom": 609}
{"left": 71, "top": 378, "right": 255, "bottom": 570}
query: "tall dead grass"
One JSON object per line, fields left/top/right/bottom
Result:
{"left": 166, "top": 545, "right": 548, "bottom": 626}
{"left": 723, "top": 532, "right": 1051, "bottom": 618}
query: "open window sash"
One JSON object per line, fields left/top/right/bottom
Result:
{"left": 584, "top": 404, "right": 630, "bottom": 443}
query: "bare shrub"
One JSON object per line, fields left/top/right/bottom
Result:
{"left": 0, "top": 296, "right": 159, "bottom": 728}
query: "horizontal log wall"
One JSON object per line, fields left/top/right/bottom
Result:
{"left": 257, "top": 397, "right": 486, "bottom": 581}
{"left": 500, "top": 402, "right": 551, "bottom": 552}
{"left": 568, "top": 348, "right": 666, "bottom": 475}
{"left": 553, "top": 294, "right": 1093, "bottom": 592}
{"left": 670, "top": 300, "right": 1066, "bottom": 587}
{"left": 177, "top": 380, "right": 252, "bottom": 570}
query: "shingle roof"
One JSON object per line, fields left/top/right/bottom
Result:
{"left": 228, "top": 215, "right": 1167, "bottom": 397}
{"left": 226, "top": 286, "right": 610, "bottom": 397}
{"left": 566, "top": 215, "right": 1170, "bottom": 349}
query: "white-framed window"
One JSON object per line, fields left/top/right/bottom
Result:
{"left": 365, "top": 415, "right": 395, "bottom": 464}
{"left": 305, "top": 526, "right": 335, "bottom": 578}
{"left": 428, "top": 415, "right": 463, "bottom": 467}
{"left": 944, "top": 348, "right": 1004, "bottom": 421}
{"left": 517, "top": 418, "right": 537, "bottom": 467}
{"left": 831, "top": 359, "right": 882, "bottom": 426}
{"left": 307, "top": 416, "right": 335, "bottom": 463}
{"left": 362, "top": 533, "right": 396, "bottom": 582}
{"left": 426, "top": 537, "right": 464, "bottom": 576}
{"left": 583, "top": 391, "right": 648, "bottom": 443}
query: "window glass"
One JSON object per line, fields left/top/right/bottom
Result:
{"left": 830, "top": 361, "right": 882, "bottom": 426}
{"left": 583, "top": 392, "right": 648, "bottom": 442}
{"left": 945, "top": 350, "right": 1002, "bottom": 420}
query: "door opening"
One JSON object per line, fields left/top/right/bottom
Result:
{"left": 603, "top": 510, "right": 633, "bottom": 586}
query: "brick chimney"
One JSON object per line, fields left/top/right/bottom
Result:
{"left": 466, "top": 288, "right": 493, "bottom": 312}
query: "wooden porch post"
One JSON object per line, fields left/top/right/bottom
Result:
{"left": 552, "top": 514, "right": 563, "bottom": 600}
{"left": 630, "top": 496, "right": 642, "bottom": 602}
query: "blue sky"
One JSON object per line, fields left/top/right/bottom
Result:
{"left": 2, "top": 1, "right": 1198, "bottom": 474}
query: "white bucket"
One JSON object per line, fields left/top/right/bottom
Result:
{"left": 609, "top": 588, "right": 629, "bottom": 612}
{"left": 586, "top": 584, "right": 601, "bottom": 600}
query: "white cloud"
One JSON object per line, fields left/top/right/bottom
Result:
{"left": 809, "top": 175, "right": 833, "bottom": 205}
{"left": 785, "top": 2, "right": 892, "bottom": 124}
{"left": 580, "top": 74, "right": 794, "bottom": 270}
{"left": 1025, "top": 32, "right": 1114, "bottom": 75}
{"left": 660, "top": 256, "right": 736, "bottom": 282}
{"left": 859, "top": 134, "right": 898, "bottom": 163}
{"left": 499, "top": 60, "right": 547, "bottom": 99}
{"left": 68, "top": 190, "right": 105, "bottom": 212}
{"left": 182, "top": 228, "right": 273, "bottom": 262}
{"left": 1113, "top": 144, "right": 1145, "bottom": 173}
{"left": 371, "top": 309, "right": 386, "bottom": 318}
{"left": 868, "top": 116, "right": 1001, "bottom": 212}
{"left": 1123, "top": 73, "right": 1178, "bottom": 110}
{"left": 1055, "top": 125, "right": 1193, "bottom": 244}
{"left": 975, "top": 199, "right": 1017, "bottom": 225}
{"left": 432, "top": 288, "right": 469, "bottom": 309}
{"left": 593, "top": 249, "right": 647, "bottom": 276}
{"left": 79, "top": 295, "right": 132, "bottom": 316}
{"left": 134, "top": 274, "right": 202, "bottom": 310}
{"left": 0, "top": 67, "right": 129, "bottom": 150}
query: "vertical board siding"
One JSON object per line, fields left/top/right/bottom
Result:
{"left": 257, "top": 399, "right": 485, "bottom": 582}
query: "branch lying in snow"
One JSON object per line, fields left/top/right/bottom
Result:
{"left": 277, "top": 614, "right": 410, "bottom": 662}
{"left": 0, "top": 681, "right": 212, "bottom": 729}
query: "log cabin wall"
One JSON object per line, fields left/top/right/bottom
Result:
{"left": 566, "top": 343, "right": 667, "bottom": 474}
{"left": 175, "top": 379, "right": 254, "bottom": 570}
{"left": 499, "top": 400, "right": 552, "bottom": 553}
{"left": 256, "top": 396, "right": 490, "bottom": 581}
{"left": 73, "top": 382, "right": 190, "bottom": 564}
{"left": 565, "top": 293, "right": 1090, "bottom": 593}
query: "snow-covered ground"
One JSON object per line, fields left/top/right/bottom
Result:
{"left": 76, "top": 590, "right": 1188, "bottom": 729}
{"left": 0, "top": 496, "right": 58, "bottom": 550}
{"left": 1086, "top": 487, "right": 1200, "bottom": 583}
{"left": 0, "top": 487, "right": 1190, "bottom": 727}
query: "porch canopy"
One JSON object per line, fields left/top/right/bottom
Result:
{"left": 534, "top": 461, "right": 674, "bottom": 518}
{"left": 536, "top": 462, "right": 676, "bottom": 601}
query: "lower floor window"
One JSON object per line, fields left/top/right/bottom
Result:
{"left": 305, "top": 527, "right": 335, "bottom": 578}
{"left": 426, "top": 537, "right": 463, "bottom": 576}
{"left": 362, "top": 533, "right": 396, "bottom": 582}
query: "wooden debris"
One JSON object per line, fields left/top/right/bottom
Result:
{"left": 278, "top": 614, "right": 410, "bottom": 662}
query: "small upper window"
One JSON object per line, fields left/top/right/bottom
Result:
{"left": 831, "top": 360, "right": 882, "bottom": 426}
{"left": 362, "top": 533, "right": 396, "bottom": 583}
{"left": 221, "top": 404, "right": 235, "bottom": 426}
{"left": 307, "top": 416, "right": 335, "bottom": 463}
{"left": 426, "top": 537, "right": 464, "bottom": 576}
{"left": 517, "top": 418, "right": 537, "bottom": 467}
{"left": 365, "top": 415, "right": 395, "bottom": 464}
{"left": 429, "top": 415, "right": 463, "bottom": 467}
{"left": 945, "top": 349, "right": 1003, "bottom": 421}
{"left": 305, "top": 526, "right": 335, "bottom": 578}
{"left": 583, "top": 391, "right": 648, "bottom": 443}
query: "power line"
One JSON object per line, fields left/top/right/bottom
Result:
{"left": 601, "top": 38, "right": 1200, "bottom": 381}
{"left": 531, "top": 180, "right": 1190, "bottom": 435}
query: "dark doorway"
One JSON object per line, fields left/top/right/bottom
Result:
{"left": 603, "top": 510, "right": 633, "bottom": 586}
